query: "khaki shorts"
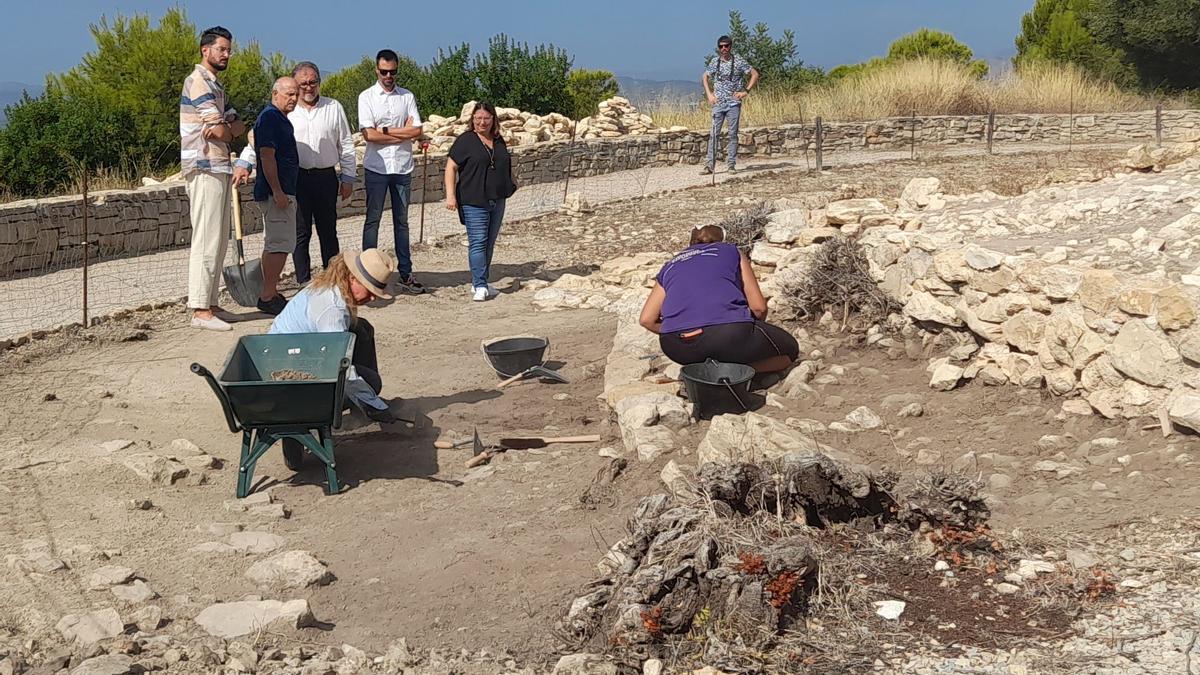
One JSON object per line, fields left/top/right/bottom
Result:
{"left": 262, "top": 195, "right": 297, "bottom": 254}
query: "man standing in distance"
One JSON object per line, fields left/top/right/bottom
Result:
{"left": 358, "top": 49, "right": 425, "bottom": 294}
{"left": 251, "top": 77, "right": 301, "bottom": 315}
{"left": 180, "top": 25, "right": 245, "bottom": 331}
{"left": 234, "top": 62, "right": 356, "bottom": 285}
{"left": 700, "top": 35, "right": 758, "bottom": 176}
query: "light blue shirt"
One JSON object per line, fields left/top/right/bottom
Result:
{"left": 268, "top": 286, "right": 387, "bottom": 410}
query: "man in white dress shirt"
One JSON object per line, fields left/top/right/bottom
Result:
{"left": 357, "top": 48, "right": 426, "bottom": 294}
{"left": 234, "top": 61, "right": 356, "bottom": 284}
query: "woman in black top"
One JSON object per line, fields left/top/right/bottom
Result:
{"left": 445, "top": 102, "right": 518, "bottom": 302}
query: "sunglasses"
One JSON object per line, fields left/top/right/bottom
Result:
{"left": 377, "top": 68, "right": 397, "bottom": 76}
{"left": 718, "top": 44, "right": 732, "bottom": 49}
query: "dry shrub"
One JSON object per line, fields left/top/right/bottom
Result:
{"left": 790, "top": 237, "right": 899, "bottom": 327}
{"left": 717, "top": 202, "right": 772, "bottom": 251}
{"left": 646, "top": 59, "right": 1174, "bottom": 129}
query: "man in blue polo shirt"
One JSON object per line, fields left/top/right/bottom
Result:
{"left": 252, "top": 76, "right": 301, "bottom": 315}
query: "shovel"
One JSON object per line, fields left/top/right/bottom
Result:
{"left": 496, "top": 365, "right": 570, "bottom": 389}
{"left": 463, "top": 433, "right": 600, "bottom": 468}
{"left": 222, "top": 180, "right": 263, "bottom": 307}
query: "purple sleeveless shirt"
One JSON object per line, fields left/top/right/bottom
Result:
{"left": 655, "top": 242, "right": 752, "bottom": 333}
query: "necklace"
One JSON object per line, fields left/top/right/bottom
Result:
{"left": 478, "top": 133, "right": 495, "bottom": 170}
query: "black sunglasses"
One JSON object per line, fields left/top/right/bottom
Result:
{"left": 718, "top": 44, "right": 732, "bottom": 49}
{"left": 377, "top": 68, "right": 397, "bottom": 76}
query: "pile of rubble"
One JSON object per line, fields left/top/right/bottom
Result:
{"left": 419, "top": 101, "right": 577, "bottom": 151}
{"left": 575, "top": 96, "right": 686, "bottom": 140}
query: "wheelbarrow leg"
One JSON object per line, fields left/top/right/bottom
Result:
{"left": 238, "top": 429, "right": 279, "bottom": 498}
{"left": 296, "top": 428, "right": 339, "bottom": 495}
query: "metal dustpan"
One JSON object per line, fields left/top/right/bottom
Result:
{"left": 222, "top": 184, "right": 263, "bottom": 307}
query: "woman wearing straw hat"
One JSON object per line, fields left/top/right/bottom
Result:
{"left": 269, "top": 248, "right": 398, "bottom": 421}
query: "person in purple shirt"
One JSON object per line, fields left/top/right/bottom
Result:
{"left": 639, "top": 224, "right": 799, "bottom": 373}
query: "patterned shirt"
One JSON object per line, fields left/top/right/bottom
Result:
{"left": 705, "top": 54, "right": 753, "bottom": 106}
{"left": 179, "top": 64, "right": 236, "bottom": 176}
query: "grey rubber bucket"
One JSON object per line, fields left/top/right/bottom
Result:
{"left": 483, "top": 336, "right": 549, "bottom": 378}
{"left": 679, "top": 359, "right": 755, "bottom": 420}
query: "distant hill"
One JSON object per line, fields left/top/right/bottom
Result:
{"left": 0, "top": 82, "right": 41, "bottom": 125}
{"left": 616, "top": 76, "right": 702, "bottom": 111}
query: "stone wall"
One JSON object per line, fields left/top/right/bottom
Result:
{"left": 4, "top": 110, "right": 1200, "bottom": 279}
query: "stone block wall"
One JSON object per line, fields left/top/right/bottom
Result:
{"left": 3, "top": 110, "right": 1199, "bottom": 279}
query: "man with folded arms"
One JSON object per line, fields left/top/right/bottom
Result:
{"left": 234, "top": 61, "right": 356, "bottom": 285}
{"left": 357, "top": 48, "right": 426, "bottom": 294}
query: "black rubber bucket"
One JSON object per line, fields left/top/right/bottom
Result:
{"left": 483, "top": 337, "right": 549, "bottom": 378}
{"left": 680, "top": 359, "right": 755, "bottom": 420}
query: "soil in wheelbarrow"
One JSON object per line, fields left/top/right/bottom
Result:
{"left": 271, "top": 368, "right": 318, "bottom": 381}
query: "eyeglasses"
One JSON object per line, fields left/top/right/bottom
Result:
{"left": 718, "top": 44, "right": 732, "bottom": 50}
{"left": 377, "top": 68, "right": 397, "bottom": 76}
{"left": 297, "top": 80, "right": 320, "bottom": 88}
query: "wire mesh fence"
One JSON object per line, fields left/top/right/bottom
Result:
{"left": 2, "top": 104, "right": 1197, "bottom": 343}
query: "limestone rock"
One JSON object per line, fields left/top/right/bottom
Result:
{"left": 826, "top": 198, "right": 888, "bottom": 225}
{"left": 1155, "top": 285, "right": 1196, "bottom": 330}
{"left": 764, "top": 209, "right": 808, "bottom": 244}
{"left": 194, "top": 599, "right": 317, "bottom": 639}
{"left": 900, "top": 177, "right": 941, "bottom": 209}
{"left": 697, "top": 412, "right": 833, "bottom": 465}
{"left": 1039, "top": 266, "right": 1083, "bottom": 300}
{"left": 1168, "top": 391, "right": 1200, "bottom": 433}
{"left": 120, "top": 454, "right": 189, "bottom": 485}
{"left": 87, "top": 565, "right": 135, "bottom": 590}
{"left": 56, "top": 608, "right": 123, "bottom": 646}
{"left": 749, "top": 242, "right": 788, "bottom": 267}
{"left": 69, "top": 655, "right": 134, "bottom": 675}
{"left": 933, "top": 250, "right": 971, "bottom": 283}
{"left": 244, "top": 551, "right": 333, "bottom": 589}
{"left": 1078, "top": 269, "right": 1122, "bottom": 314}
{"left": 229, "top": 531, "right": 286, "bottom": 555}
{"left": 904, "top": 291, "right": 962, "bottom": 327}
{"left": 929, "top": 361, "right": 964, "bottom": 391}
{"left": 1002, "top": 310, "right": 1047, "bottom": 354}
{"left": 844, "top": 406, "right": 883, "bottom": 430}
{"left": 963, "top": 246, "right": 1004, "bottom": 271}
{"left": 1109, "top": 320, "right": 1182, "bottom": 387}
{"left": 110, "top": 580, "right": 156, "bottom": 603}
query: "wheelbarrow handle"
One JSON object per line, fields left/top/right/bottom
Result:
{"left": 191, "top": 362, "right": 241, "bottom": 433}
{"left": 332, "top": 356, "right": 351, "bottom": 430}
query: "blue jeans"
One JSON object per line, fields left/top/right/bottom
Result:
{"left": 362, "top": 170, "right": 413, "bottom": 277}
{"left": 461, "top": 199, "right": 506, "bottom": 289}
{"left": 706, "top": 101, "right": 742, "bottom": 168}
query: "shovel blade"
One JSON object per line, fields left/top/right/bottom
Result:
{"left": 223, "top": 258, "right": 264, "bottom": 308}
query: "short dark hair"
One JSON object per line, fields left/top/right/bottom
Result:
{"left": 293, "top": 61, "right": 320, "bottom": 79}
{"left": 690, "top": 225, "right": 725, "bottom": 245}
{"left": 200, "top": 26, "right": 232, "bottom": 48}
{"left": 717, "top": 35, "right": 732, "bottom": 46}
{"left": 376, "top": 49, "right": 399, "bottom": 65}
{"left": 470, "top": 101, "right": 501, "bottom": 139}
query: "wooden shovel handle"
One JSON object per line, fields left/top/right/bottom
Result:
{"left": 464, "top": 451, "right": 493, "bottom": 468}
{"left": 496, "top": 372, "right": 526, "bottom": 389}
{"left": 505, "top": 435, "right": 601, "bottom": 444}
{"left": 434, "top": 439, "right": 471, "bottom": 449}
{"left": 229, "top": 167, "right": 246, "bottom": 263}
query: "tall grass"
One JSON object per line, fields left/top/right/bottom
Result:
{"left": 647, "top": 59, "right": 1174, "bottom": 129}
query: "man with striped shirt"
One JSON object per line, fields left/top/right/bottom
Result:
{"left": 180, "top": 25, "right": 246, "bottom": 331}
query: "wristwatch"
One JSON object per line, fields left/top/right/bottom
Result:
{"left": 382, "top": 126, "right": 389, "bottom": 135}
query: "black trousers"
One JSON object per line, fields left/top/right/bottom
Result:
{"left": 295, "top": 167, "right": 341, "bottom": 283}
{"left": 349, "top": 317, "right": 381, "bottom": 395}
{"left": 659, "top": 320, "right": 800, "bottom": 366}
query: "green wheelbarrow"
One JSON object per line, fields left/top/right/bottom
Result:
{"left": 192, "top": 332, "right": 356, "bottom": 497}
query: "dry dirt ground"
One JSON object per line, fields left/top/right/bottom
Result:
{"left": 9, "top": 148, "right": 1200, "bottom": 672}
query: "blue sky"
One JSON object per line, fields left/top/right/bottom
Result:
{"left": 0, "top": 0, "right": 1033, "bottom": 86}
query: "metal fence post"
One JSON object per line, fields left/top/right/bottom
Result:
{"left": 815, "top": 117, "right": 824, "bottom": 174}
{"left": 563, "top": 121, "right": 578, "bottom": 203}
{"left": 1156, "top": 103, "right": 1163, "bottom": 147}
{"left": 81, "top": 170, "right": 89, "bottom": 328}
{"left": 418, "top": 142, "right": 428, "bottom": 244}
{"left": 987, "top": 110, "right": 995, "bottom": 155}
{"left": 910, "top": 108, "right": 917, "bottom": 160}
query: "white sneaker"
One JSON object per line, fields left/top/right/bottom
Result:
{"left": 191, "top": 315, "right": 232, "bottom": 331}
{"left": 472, "top": 287, "right": 489, "bottom": 302}
{"left": 486, "top": 283, "right": 500, "bottom": 298}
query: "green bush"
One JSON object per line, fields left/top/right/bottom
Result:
{"left": 722, "top": 10, "right": 826, "bottom": 90}
{"left": 422, "top": 44, "right": 481, "bottom": 118}
{"left": 475, "top": 35, "right": 572, "bottom": 115}
{"left": 1014, "top": 0, "right": 1136, "bottom": 87}
{"left": 566, "top": 69, "right": 618, "bottom": 119}
{"left": 0, "top": 91, "right": 138, "bottom": 196}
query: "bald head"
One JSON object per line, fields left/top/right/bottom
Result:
{"left": 271, "top": 76, "right": 298, "bottom": 113}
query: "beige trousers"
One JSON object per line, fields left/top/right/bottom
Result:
{"left": 186, "top": 172, "right": 231, "bottom": 309}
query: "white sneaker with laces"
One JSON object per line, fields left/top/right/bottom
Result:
{"left": 191, "top": 315, "right": 232, "bottom": 331}
{"left": 472, "top": 287, "right": 489, "bottom": 302}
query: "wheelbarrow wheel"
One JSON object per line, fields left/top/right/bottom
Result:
{"left": 282, "top": 438, "right": 305, "bottom": 471}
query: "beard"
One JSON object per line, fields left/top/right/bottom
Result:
{"left": 209, "top": 58, "right": 228, "bottom": 72}
{"left": 302, "top": 91, "right": 319, "bottom": 104}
